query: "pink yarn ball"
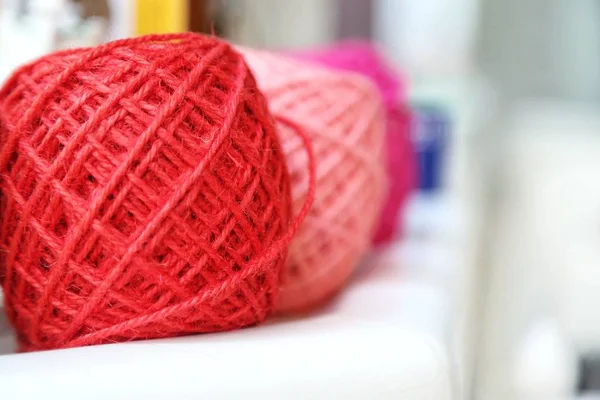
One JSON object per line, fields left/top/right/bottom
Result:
{"left": 294, "top": 40, "right": 415, "bottom": 244}
{"left": 242, "top": 49, "right": 387, "bottom": 313}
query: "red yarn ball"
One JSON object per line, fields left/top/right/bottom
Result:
{"left": 0, "top": 33, "right": 294, "bottom": 351}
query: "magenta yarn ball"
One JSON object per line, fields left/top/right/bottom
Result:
{"left": 294, "top": 40, "right": 415, "bottom": 244}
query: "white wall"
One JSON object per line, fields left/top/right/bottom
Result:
{"left": 374, "top": 0, "right": 480, "bottom": 78}
{"left": 476, "top": 100, "right": 600, "bottom": 399}
{"left": 477, "top": 0, "right": 600, "bottom": 102}
{"left": 222, "top": 0, "right": 337, "bottom": 49}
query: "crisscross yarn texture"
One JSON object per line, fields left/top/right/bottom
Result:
{"left": 242, "top": 49, "right": 387, "bottom": 313}
{"left": 295, "top": 41, "right": 415, "bottom": 244}
{"left": 0, "top": 33, "right": 294, "bottom": 351}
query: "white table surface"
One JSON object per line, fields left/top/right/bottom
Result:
{"left": 0, "top": 73, "right": 489, "bottom": 399}
{"left": 0, "top": 225, "right": 455, "bottom": 399}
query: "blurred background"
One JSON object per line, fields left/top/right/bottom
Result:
{"left": 1, "top": 0, "right": 600, "bottom": 399}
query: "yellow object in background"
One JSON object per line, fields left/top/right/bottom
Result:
{"left": 135, "top": 0, "right": 188, "bottom": 35}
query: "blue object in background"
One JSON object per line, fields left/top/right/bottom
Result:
{"left": 411, "top": 104, "right": 450, "bottom": 192}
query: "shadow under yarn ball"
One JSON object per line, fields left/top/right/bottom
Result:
{"left": 0, "top": 33, "right": 294, "bottom": 351}
{"left": 242, "top": 49, "right": 387, "bottom": 314}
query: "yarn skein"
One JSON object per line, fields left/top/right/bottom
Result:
{"left": 294, "top": 40, "right": 415, "bottom": 244}
{"left": 0, "top": 33, "right": 313, "bottom": 351}
{"left": 242, "top": 49, "right": 387, "bottom": 313}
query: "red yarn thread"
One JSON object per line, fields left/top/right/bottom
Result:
{"left": 0, "top": 33, "right": 313, "bottom": 351}
{"left": 242, "top": 49, "right": 387, "bottom": 313}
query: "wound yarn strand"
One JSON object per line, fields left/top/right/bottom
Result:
{"left": 242, "top": 49, "right": 387, "bottom": 313}
{"left": 0, "top": 33, "right": 309, "bottom": 351}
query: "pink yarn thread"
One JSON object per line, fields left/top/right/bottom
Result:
{"left": 242, "top": 49, "right": 387, "bottom": 313}
{"left": 294, "top": 40, "right": 415, "bottom": 244}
